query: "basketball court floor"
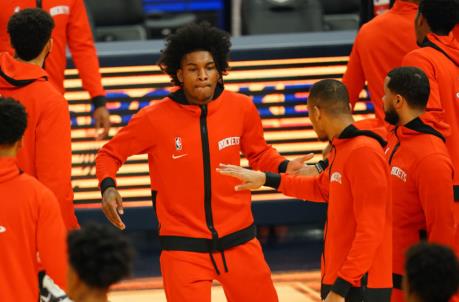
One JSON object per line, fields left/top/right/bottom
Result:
{"left": 109, "top": 271, "right": 322, "bottom": 302}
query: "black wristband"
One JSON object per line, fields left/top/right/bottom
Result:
{"left": 330, "top": 277, "right": 352, "bottom": 298}
{"left": 100, "top": 177, "right": 116, "bottom": 196}
{"left": 264, "top": 172, "right": 281, "bottom": 189}
{"left": 91, "top": 95, "right": 106, "bottom": 109}
{"left": 278, "top": 160, "right": 289, "bottom": 173}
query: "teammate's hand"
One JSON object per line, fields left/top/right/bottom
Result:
{"left": 286, "top": 153, "right": 315, "bottom": 174}
{"left": 291, "top": 165, "right": 319, "bottom": 176}
{"left": 101, "top": 187, "right": 125, "bottom": 230}
{"left": 324, "top": 291, "right": 345, "bottom": 302}
{"left": 94, "top": 107, "right": 110, "bottom": 140}
{"left": 217, "top": 164, "right": 266, "bottom": 191}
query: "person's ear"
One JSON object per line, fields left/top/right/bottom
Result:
{"left": 393, "top": 94, "right": 405, "bottom": 109}
{"left": 313, "top": 105, "right": 321, "bottom": 120}
{"left": 177, "top": 69, "right": 183, "bottom": 85}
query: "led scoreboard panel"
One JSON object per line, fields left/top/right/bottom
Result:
{"left": 67, "top": 31, "right": 372, "bottom": 213}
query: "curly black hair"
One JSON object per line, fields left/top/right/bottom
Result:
{"left": 7, "top": 8, "right": 55, "bottom": 61}
{"left": 158, "top": 22, "right": 231, "bottom": 86}
{"left": 405, "top": 243, "right": 459, "bottom": 302}
{"left": 419, "top": 0, "right": 459, "bottom": 35}
{"left": 0, "top": 97, "right": 27, "bottom": 145}
{"left": 67, "top": 223, "right": 133, "bottom": 289}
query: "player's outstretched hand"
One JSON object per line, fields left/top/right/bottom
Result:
{"left": 286, "top": 153, "right": 315, "bottom": 174}
{"left": 101, "top": 187, "right": 125, "bottom": 230}
{"left": 94, "top": 107, "right": 110, "bottom": 140}
{"left": 217, "top": 164, "right": 266, "bottom": 191}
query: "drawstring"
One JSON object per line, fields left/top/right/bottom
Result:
{"left": 208, "top": 251, "right": 229, "bottom": 275}
{"left": 221, "top": 251, "right": 229, "bottom": 273}
{"left": 209, "top": 252, "right": 221, "bottom": 275}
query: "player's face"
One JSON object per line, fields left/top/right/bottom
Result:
{"left": 383, "top": 77, "right": 400, "bottom": 125}
{"left": 177, "top": 51, "right": 220, "bottom": 105}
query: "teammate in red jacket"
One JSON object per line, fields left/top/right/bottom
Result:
{"left": 382, "top": 67, "right": 456, "bottom": 302}
{"left": 96, "top": 23, "right": 307, "bottom": 302}
{"left": 401, "top": 0, "right": 459, "bottom": 246}
{"left": 0, "top": 97, "right": 68, "bottom": 302}
{"left": 0, "top": 9, "right": 78, "bottom": 230}
{"left": 343, "top": 0, "right": 418, "bottom": 126}
{"left": 219, "top": 79, "right": 392, "bottom": 302}
{"left": 0, "top": 0, "right": 110, "bottom": 139}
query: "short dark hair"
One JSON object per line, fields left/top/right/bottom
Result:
{"left": 308, "top": 79, "right": 351, "bottom": 115}
{"left": 419, "top": 0, "right": 459, "bottom": 35}
{"left": 158, "top": 22, "right": 231, "bottom": 86}
{"left": 67, "top": 224, "right": 133, "bottom": 289}
{"left": 405, "top": 243, "right": 459, "bottom": 302}
{"left": 0, "top": 97, "right": 27, "bottom": 145}
{"left": 387, "top": 67, "right": 430, "bottom": 110}
{"left": 7, "top": 8, "right": 55, "bottom": 61}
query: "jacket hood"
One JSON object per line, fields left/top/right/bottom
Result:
{"left": 421, "top": 33, "right": 459, "bottom": 66}
{"left": 397, "top": 110, "right": 450, "bottom": 142}
{"left": 0, "top": 52, "right": 47, "bottom": 89}
{"left": 334, "top": 122, "right": 388, "bottom": 148}
{"left": 0, "top": 157, "right": 20, "bottom": 184}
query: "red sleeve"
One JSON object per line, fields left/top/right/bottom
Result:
{"left": 96, "top": 108, "right": 155, "bottom": 183}
{"left": 414, "top": 153, "right": 456, "bottom": 246}
{"left": 67, "top": 0, "right": 105, "bottom": 98}
{"left": 402, "top": 51, "right": 442, "bottom": 111}
{"left": 278, "top": 171, "right": 329, "bottom": 202}
{"left": 36, "top": 96, "right": 77, "bottom": 229}
{"left": 342, "top": 34, "right": 365, "bottom": 110}
{"left": 337, "top": 147, "right": 390, "bottom": 285}
{"left": 240, "top": 99, "right": 286, "bottom": 173}
{"left": 37, "top": 188, "right": 68, "bottom": 291}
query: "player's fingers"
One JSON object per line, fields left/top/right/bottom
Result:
{"left": 235, "top": 183, "right": 256, "bottom": 191}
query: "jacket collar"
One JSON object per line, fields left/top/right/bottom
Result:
{"left": 0, "top": 157, "right": 20, "bottom": 184}
{"left": 334, "top": 123, "right": 387, "bottom": 148}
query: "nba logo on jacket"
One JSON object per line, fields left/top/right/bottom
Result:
{"left": 175, "top": 137, "right": 183, "bottom": 151}
{"left": 330, "top": 172, "right": 342, "bottom": 184}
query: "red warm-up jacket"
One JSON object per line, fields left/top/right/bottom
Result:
{"left": 0, "top": 0, "right": 104, "bottom": 98}
{"left": 0, "top": 52, "right": 77, "bottom": 229}
{"left": 96, "top": 87, "right": 287, "bottom": 252}
{"left": 343, "top": 0, "right": 418, "bottom": 125}
{"left": 402, "top": 33, "right": 459, "bottom": 219}
{"left": 265, "top": 123, "right": 392, "bottom": 301}
{"left": 0, "top": 157, "right": 67, "bottom": 302}
{"left": 385, "top": 112, "right": 456, "bottom": 299}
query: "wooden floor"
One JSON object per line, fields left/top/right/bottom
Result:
{"left": 109, "top": 271, "right": 322, "bottom": 302}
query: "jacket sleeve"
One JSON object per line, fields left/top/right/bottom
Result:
{"left": 342, "top": 34, "right": 366, "bottom": 110}
{"left": 36, "top": 97, "right": 77, "bottom": 230}
{"left": 402, "top": 52, "right": 442, "bottom": 111}
{"left": 37, "top": 188, "right": 68, "bottom": 291}
{"left": 67, "top": 0, "right": 105, "bottom": 98}
{"left": 240, "top": 99, "right": 287, "bottom": 173}
{"left": 414, "top": 153, "right": 455, "bottom": 246}
{"left": 277, "top": 171, "right": 329, "bottom": 202}
{"left": 333, "top": 147, "right": 389, "bottom": 293}
{"left": 96, "top": 108, "right": 155, "bottom": 188}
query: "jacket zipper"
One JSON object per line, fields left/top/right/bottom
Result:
{"left": 200, "top": 105, "right": 219, "bottom": 247}
{"left": 388, "top": 127, "right": 400, "bottom": 165}
{"left": 321, "top": 144, "right": 337, "bottom": 287}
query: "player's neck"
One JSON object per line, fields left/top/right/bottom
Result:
{"left": 328, "top": 115, "right": 355, "bottom": 141}
{"left": 16, "top": 56, "right": 44, "bottom": 68}
{"left": 73, "top": 290, "right": 108, "bottom": 302}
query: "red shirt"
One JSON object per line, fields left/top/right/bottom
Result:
{"left": 0, "top": 0, "right": 105, "bottom": 98}
{"left": 0, "top": 53, "right": 78, "bottom": 229}
{"left": 0, "top": 157, "right": 67, "bottom": 302}
{"left": 276, "top": 124, "right": 392, "bottom": 298}
{"left": 343, "top": 1, "right": 418, "bottom": 125}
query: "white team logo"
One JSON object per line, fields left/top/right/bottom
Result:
{"left": 330, "top": 172, "right": 342, "bottom": 184}
{"left": 218, "top": 136, "right": 240, "bottom": 151}
{"left": 391, "top": 166, "right": 407, "bottom": 182}
{"left": 175, "top": 137, "right": 183, "bottom": 151}
{"left": 0, "top": 226, "right": 6, "bottom": 233}
{"left": 49, "top": 5, "right": 70, "bottom": 17}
